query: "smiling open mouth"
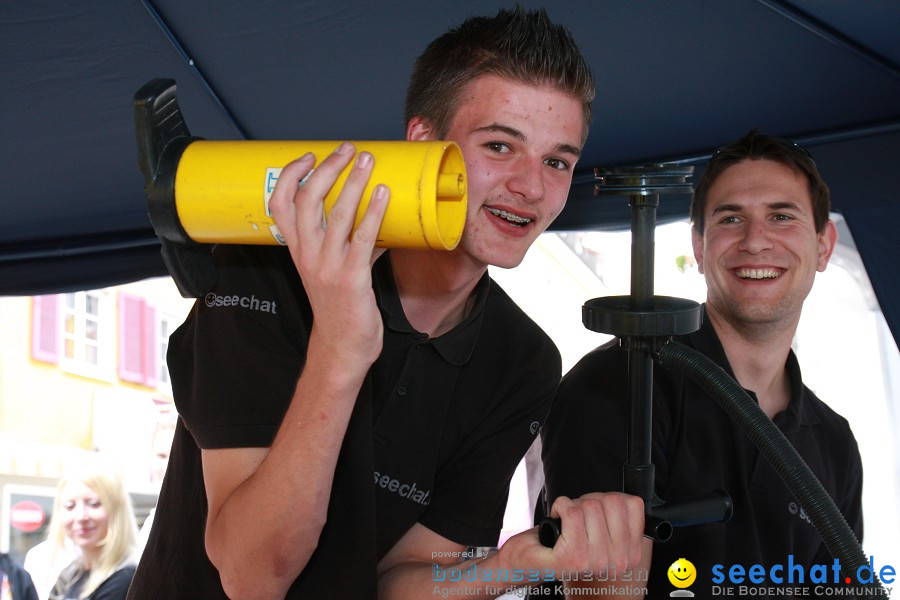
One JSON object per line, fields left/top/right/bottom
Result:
{"left": 736, "top": 268, "right": 781, "bottom": 280}
{"left": 486, "top": 207, "right": 532, "bottom": 227}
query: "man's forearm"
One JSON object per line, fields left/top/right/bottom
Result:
{"left": 204, "top": 340, "right": 371, "bottom": 599}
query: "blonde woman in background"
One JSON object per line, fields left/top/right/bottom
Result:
{"left": 48, "top": 459, "right": 138, "bottom": 600}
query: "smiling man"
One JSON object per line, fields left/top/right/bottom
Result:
{"left": 127, "top": 8, "right": 645, "bottom": 600}
{"left": 541, "top": 130, "right": 863, "bottom": 598}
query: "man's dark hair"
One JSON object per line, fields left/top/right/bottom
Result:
{"left": 691, "top": 129, "right": 831, "bottom": 234}
{"left": 405, "top": 7, "right": 595, "bottom": 141}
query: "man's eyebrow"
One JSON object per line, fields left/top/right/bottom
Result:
{"left": 474, "top": 123, "right": 525, "bottom": 140}
{"left": 556, "top": 142, "right": 582, "bottom": 158}
{"left": 473, "top": 123, "right": 582, "bottom": 157}
{"left": 766, "top": 201, "right": 804, "bottom": 212}
{"left": 710, "top": 203, "right": 744, "bottom": 215}
{"left": 711, "top": 201, "right": 805, "bottom": 215}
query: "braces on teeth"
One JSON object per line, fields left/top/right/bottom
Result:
{"left": 488, "top": 207, "right": 531, "bottom": 224}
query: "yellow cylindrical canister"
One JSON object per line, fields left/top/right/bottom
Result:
{"left": 173, "top": 140, "right": 467, "bottom": 250}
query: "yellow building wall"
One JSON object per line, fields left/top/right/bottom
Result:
{"left": 0, "top": 279, "right": 192, "bottom": 486}
{"left": 1, "top": 296, "right": 95, "bottom": 447}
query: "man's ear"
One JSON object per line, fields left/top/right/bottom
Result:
{"left": 691, "top": 226, "right": 705, "bottom": 274}
{"left": 817, "top": 219, "right": 839, "bottom": 272}
{"left": 406, "top": 116, "right": 436, "bottom": 142}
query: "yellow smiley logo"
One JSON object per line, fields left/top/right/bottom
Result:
{"left": 667, "top": 558, "right": 697, "bottom": 588}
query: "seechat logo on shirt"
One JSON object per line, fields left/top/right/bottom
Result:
{"left": 204, "top": 292, "right": 277, "bottom": 314}
{"left": 373, "top": 471, "right": 431, "bottom": 506}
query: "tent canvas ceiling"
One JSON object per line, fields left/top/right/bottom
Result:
{"left": 2, "top": 0, "right": 899, "bottom": 347}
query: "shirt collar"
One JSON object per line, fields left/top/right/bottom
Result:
{"left": 688, "top": 304, "right": 819, "bottom": 429}
{"left": 372, "top": 253, "right": 489, "bottom": 366}
{"left": 780, "top": 348, "right": 821, "bottom": 429}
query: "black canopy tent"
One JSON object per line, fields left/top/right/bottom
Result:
{"left": 2, "top": 0, "right": 899, "bottom": 349}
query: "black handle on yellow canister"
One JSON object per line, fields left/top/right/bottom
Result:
{"left": 134, "top": 78, "right": 214, "bottom": 298}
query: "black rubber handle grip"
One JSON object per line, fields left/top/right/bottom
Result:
{"left": 538, "top": 513, "right": 672, "bottom": 547}
{"left": 538, "top": 517, "right": 561, "bottom": 547}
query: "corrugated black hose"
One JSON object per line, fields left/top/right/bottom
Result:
{"left": 656, "top": 340, "right": 886, "bottom": 597}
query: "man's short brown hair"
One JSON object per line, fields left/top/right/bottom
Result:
{"left": 691, "top": 130, "right": 831, "bottom": 234}
{"left": 405, "top": 7, "right": 595, "bottom": 142}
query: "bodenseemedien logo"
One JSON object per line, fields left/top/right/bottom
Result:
{"left": 668, "top": 558, "right": 696, "bottom": 597}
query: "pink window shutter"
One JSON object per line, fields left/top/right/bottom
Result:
{"left": 119, "top": 294, "right": 146, "bottom": 383}
{"left": 142, "top": 304, "right": 158, "bottom": 386}
{"left": 31, "top": 295, "right": 60, "bottom": 363}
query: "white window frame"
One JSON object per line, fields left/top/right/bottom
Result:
{"left": 60, "top": 289, "right": 115, "bottom": 382}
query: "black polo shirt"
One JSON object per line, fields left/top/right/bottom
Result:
{"left": 127, "top": 244, "right": 560, "bottom": 599}
{"left": 541, "top": 306, "right": 862, "bottom": 597}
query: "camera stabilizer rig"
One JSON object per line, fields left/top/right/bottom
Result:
{"left": 539, "top": 164, "right": 733, "bottom": 547}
